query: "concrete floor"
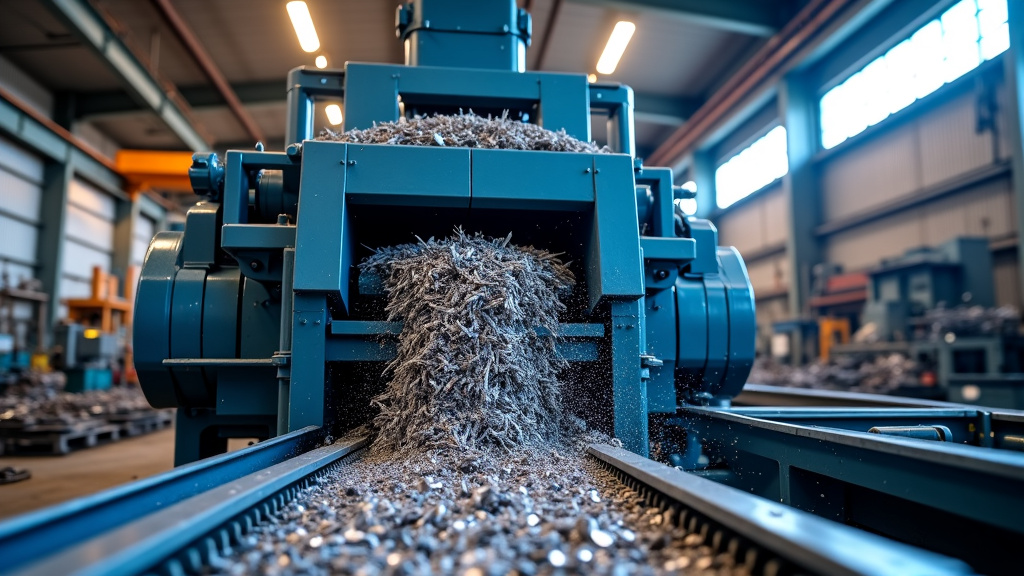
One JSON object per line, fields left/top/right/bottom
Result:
{"left": 0, "top": 428, "right": 177, "bottom": 519}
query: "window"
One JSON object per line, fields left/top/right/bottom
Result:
{"left": 715, "top": 126, "right": 789, "bottom": 209}
{"left": 820, "top": 0, "right": 1009, "bottom": 149}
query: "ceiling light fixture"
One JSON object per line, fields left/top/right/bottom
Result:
{"left": 596, "top": 21, "right": 635, "bottom": 75}
{"left": 587, "top": 73, "right": 597, "bottom": 83}
{"left": 325, "top": 103, "right": 343, "bottom": 125}
{"left": 315, "top": 54, "right": 327, "bottom": 68}
{"left": 286, "top": 1, "right": 320, "bottom": 53}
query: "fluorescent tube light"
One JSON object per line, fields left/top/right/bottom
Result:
{"left": 596, "top": 21, "right": 635, "bottom": 75}
{"left": 325, "top": 104, "right": 343, "bottom": 125}
{"left": 315, "top": 55, "right": 327, "bottom": 68}
{"left": 287, "top": 1, "right": 320, "bottom": 53}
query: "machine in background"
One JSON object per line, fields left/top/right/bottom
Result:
{"left": 56, "top": 266, "right": 133, "bottom": 392}
{"left": 829, "top": 237, "right": 1024, "bottom": 407}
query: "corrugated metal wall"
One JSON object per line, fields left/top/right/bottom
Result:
{"left": 0, "top": 134, "right": 44, "bottom": 344}
{"left": 714, "top": 75, "right": 1021, "bottom": 320}
{"left": 60, "top": 178, "right": 116, "bottom": 306}
{"left": 820, "top": 85, "right": 1017, "bottom": 305}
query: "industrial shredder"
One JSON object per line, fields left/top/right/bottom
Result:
{"left": 133, "top": 0, "right": 755, "bottom": 465}
{"left": 2, "top": 2, "right": 1024, "bottom": 574}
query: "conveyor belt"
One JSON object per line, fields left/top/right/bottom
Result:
{"left": 0, "top": 429, "right": 973, "bottom": 575}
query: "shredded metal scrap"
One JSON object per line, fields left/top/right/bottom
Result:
{"left": 214, "top": 231, "right": 745, "bottom": 574}
{"left": 216, "top": 447, "right": 741, "bottom": 575}
{"left": 360, "top": 230, "right": 576, "bottom": 454}
{"left": 0, "top": 371, "right": 153, "bottom": 430}
{"left": 318, "top": 112, "right": 609, "bottom": 153}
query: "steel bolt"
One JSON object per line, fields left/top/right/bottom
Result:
{"left": 250, "top": 260, "right": 261, "bottom": 271}
{"left": 654, "top": 269, "right": 669, "bottom": 281}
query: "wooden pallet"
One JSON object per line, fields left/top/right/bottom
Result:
{"left": 0, "top": 423, "right": 121, "bottom": 455}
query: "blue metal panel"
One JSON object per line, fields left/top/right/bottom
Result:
{"left": 293, "top": 142, "right": 348, "bottom": 294}
{"left": 289, "top": 293, "right": 327, "bottom": 430}
{"left": 640, "top": 237, "right": 696, "bottom": 261}
{"left": 472, "top": 149, "right": 594, "bottom": 209}
{"left": 645, "top": 289, "right": 677, "bottom": 413}
{"left": 611, "top": 299, "right": 647, "bottom": 456}
{"left": 636, "top": 166, "right": 673, "bottom": 236}
{"left": 346, "top": 144, "right": 471, "bottom": 207}
{"left": 587, "top": 154, "right": 644, "bottom": 311}
{"left": 685, "top": 217, "right": 718, "bottom": 274}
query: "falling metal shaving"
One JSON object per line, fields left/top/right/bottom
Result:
{"left": 318, "top": 112, "right": 610, "bottom": 153}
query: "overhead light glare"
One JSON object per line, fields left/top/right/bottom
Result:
{"left": 315, "top": 54, "right": 327, "bottom": 68}
{"left": 596, "top": 21, "right": 635, "bottom": 75}
{"left": 587, "top": 73, "right": 597, "bottom": 83}
{"left": 325, "top": 103, "right": 343, "bottom": 125}
{"left": 287, "top": 1, "right": 321, "bottom": 53}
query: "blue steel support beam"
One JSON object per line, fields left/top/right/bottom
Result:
{"left": 35, "top": 160, "right": 73, "bottom": 336}
{"left": 1007, "top": 0, "right": 1024, "bottom": 306}
{"left": 779, "top": 70, "right": 820, "bottom": 318}
{"left": 44, "top": 0, "right": 210, "bottom": 151}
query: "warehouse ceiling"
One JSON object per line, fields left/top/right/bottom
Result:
{"left": 0, "top": 0, "right": 803, "bottom": 159}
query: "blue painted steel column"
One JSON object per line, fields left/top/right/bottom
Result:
{"left": 611, "top": 299, "right": 648, "bottom": 457}
{"left": 1007, "top": 0, "right": 1024, "bottom": 305}
{"left": 35, "top": 159, "right": 73, "bottom": 336}
{"left": 779, "top": 70, "right": 821, "bottom": 318}
{"left": 691, "top": 150, "right": 716, "bottom": 219}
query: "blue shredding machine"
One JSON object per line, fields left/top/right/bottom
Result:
{"left": 1, "top": 2, "right": 1023, "bottom": 574}
{"left": 132, "top": 0, "right": 755, "bottom": 465}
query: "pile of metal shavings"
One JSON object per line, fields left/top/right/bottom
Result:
{"left": 213, "top": 445, "right": 744, "bottom": 576}
{"left": 318, "top": 112, "right": 610, "bottom": 154}
{"left": 0, "top": 372, "right": 153, "bottom": 429}
{"left": 359, "top": 229, "right": 577, "bottom": 455}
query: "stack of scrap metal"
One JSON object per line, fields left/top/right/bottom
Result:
{"left": 0, "top": 371, "right": 171, "bottom": 454}
{"left": 749, "top": 353, "right": 920, "bottom": 394}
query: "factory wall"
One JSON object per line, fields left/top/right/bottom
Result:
{"left": 710, "top": 55, "right": 1020, "bottom": 333}
{"left": 819, "top": 81, "right": 1016, "bottom": 286}
{"left": 0, "top": 57, "right": 168, "bottom": 337}
{"left": 0, "top": 135, "right": 45, "bottom": 343}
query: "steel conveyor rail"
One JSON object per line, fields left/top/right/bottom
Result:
{"left": 0, "top": 427, "right": 366, "bottom": 576}
{"left": 587, "top": 444, "right": 973, "bottom": 576}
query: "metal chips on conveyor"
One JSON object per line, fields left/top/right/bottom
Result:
{"left": 318, "top": 112, "right": 610, "bottom": 153}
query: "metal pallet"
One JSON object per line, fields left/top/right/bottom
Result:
{"left": 0, "top": 422, "right": 121, "bottom": 456}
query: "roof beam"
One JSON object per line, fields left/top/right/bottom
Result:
{"left": 43, "top": 0, "right": 210, "bottom": 150}
{"left": 150, "top": 0, "right": 265, "bottom": 144}
{"left": 75, "top": 80, "right": 690, "bottom": 126}
{"left": 632, "top": 93, "right": 702, "bottom": 126}
{"left": 74, "top": 80, "right": 286, "bottom": 118}
{"left": 568, "top": 0, "right": 786, "bottom": 36}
